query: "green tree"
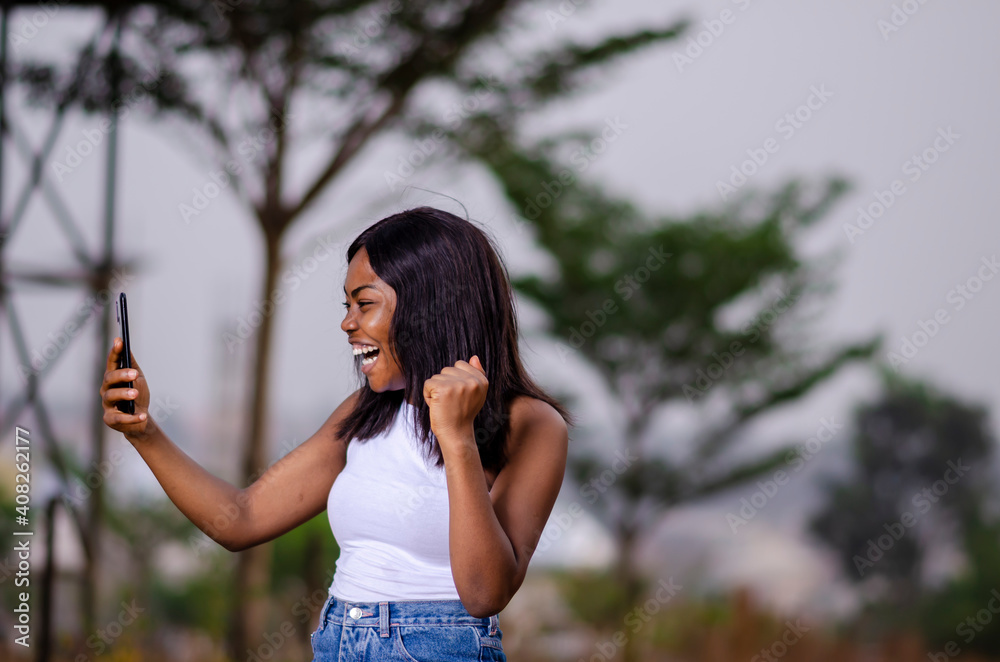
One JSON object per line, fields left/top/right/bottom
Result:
{"left": 439, "top": 117, "right": 880, "bottom": 658}
{"left": 809, "top": 367, "right": 995, "bottom": 616}
{"left": 918, "top": 509, "right": 1000, "bottom": 656}
{"left": 14, "top": 0, "right": 691, "bottom": 655}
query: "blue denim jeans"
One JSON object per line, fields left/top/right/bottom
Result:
{"left": 310, "top": 594, "right": 506, "bottom": 661}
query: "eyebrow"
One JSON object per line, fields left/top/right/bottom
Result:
{"left": 343, "top": 284, "right": 378, "bottom": 298}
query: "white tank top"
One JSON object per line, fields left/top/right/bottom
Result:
{"left": 327, "top": 399, "right": 461, "bottom": 600}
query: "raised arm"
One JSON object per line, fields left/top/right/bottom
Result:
{"left": 100, "top": 336, "right": 357, "bottom": 552}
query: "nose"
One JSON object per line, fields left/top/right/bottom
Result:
{"left": 341, "top": 306, "right": 358, "bottom": 333}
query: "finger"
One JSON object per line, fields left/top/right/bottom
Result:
{"left": 103, "top": 386, "right": 139, "bottom": 407}
{"left": 106, "top": 410, "right": 147, "bottom": 427}
{"left": 423, "top": 376, "right": 447, "bottom": 400}
{"left": 443, "top": 364, "right": 482, "bottom": 380}
{"left": 106, "top": 337, "right": 122, "bottom": 372}
{"left": 103, "top": 367, "right": 138, "bottom": 389}
{"left": 453, "top": 357, "right": 483, "bottom": 371}
{"left": 448, "top": 363, "right": 487, "bottom": 382}
{"left": 431, "top": 373, "right": 465, "bottom": 389}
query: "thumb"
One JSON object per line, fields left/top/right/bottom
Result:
{"left": 469, "top": 355, "right": 484, "bottom": 373}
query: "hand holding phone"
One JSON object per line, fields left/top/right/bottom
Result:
{"left": 114, "top": 292, "right": 135, "bottom": 415}
{"left": 101, "top": 293, "right": 151, "bottom": 438}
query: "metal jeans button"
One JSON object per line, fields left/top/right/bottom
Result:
{"left": 349, "top": 607, "right": 362, "bottom": 619}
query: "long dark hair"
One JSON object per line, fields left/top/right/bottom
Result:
{"left": 334, "top": 206, "right": 573, "bottom": 474}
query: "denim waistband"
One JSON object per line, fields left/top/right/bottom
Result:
{"left": 323, "top": 594, "right": 499, "bottom": 636}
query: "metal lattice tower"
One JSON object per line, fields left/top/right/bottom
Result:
{"left": 0, "top": 6, "right": 128, "bottom": 652}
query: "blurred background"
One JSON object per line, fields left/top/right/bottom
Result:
{"left": 1, "top": 0, "right": 999, "bottom": 660}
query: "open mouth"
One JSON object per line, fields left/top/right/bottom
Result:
{"left": 353, "top": 345, "right": 380, "bottom": 372}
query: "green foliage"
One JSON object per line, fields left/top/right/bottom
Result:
{"left": 8, "top": 1, "right": 898, "bottom": 654}
{"left": 550, "top": 569, "right": 736, "bottom": 653}
{"left": 650, "top": 594, "right": 734, "bottom": 652}
{"left": 918, "top": 511, "right": 1000, "bottom": 655}
{"left": 270, "top": 511, "right": 340, "bottom": 592}
{"left": 809, "top": 366, "right": 996, "bottom": 602}
{"left": 104, "top": 495, "right": 200, "bottom": 548}
{"left": 149, "top": 553, "right": 232, "bottom": 636}
{"left": 551, "top": 568, "right": 641, "bottom": 629}
{"left": 10, "top": 1, "right": 699, "bottom": 652}
{"left": 443, "top": 112, "right": 879, "bottom": 541}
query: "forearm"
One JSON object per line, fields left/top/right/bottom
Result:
{"left": 125, "top": 416, "right": 249, "bottom": 551}
{"left": 442, "top": 431, "right": 517, "bottom": 617}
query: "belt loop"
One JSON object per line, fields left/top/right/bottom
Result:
{"left": 380, "top": 601, "right": 390, "bottom": 638}
{"left": 324, "top": 595, "right": 335, "bottom": 626}
{"left": 489, "top": 613, "right": 498, "bottom": 636}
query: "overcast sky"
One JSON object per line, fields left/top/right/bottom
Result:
{"left": 3, "top": 0, "right": 999, "bottom": 614}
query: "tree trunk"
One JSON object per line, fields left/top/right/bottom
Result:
{"left": 227, "top": 230, "right": 282, "bottom": 660}
{"left": 615, "top": 522, "right": 644, "bottom": 662}
{"left": 82, "top": 265, "right": 117, "bottom": 639}
{"left": 616, "top": 418, "right": 645, "bottom": 662}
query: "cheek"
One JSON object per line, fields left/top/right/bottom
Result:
{"left": 374, "top": 315, "right": 393, "bottom": 341}
{"left": 370, "top": 307, "right": 393, "bottom": 336}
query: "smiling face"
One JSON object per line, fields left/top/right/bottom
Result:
{"left": 341, "top": 246, "right": 406, "bottom": 392}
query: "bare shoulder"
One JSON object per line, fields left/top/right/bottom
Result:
{"left": 507, "top": 395, "right": 569, "bottom": 456}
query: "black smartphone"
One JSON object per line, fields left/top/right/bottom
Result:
{"left": 115, "top": 292, "right": 135, "bottom": 415}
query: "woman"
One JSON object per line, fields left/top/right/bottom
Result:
{"left": 100, "top": 206, "right": 573, "bottom": 661}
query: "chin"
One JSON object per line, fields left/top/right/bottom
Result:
{"left": 366, "top": 374, "right": 405, "bottom": 392}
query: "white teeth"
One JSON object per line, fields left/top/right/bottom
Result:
{"left": 353, "top": 345, "right": 379, "bottom": 366}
